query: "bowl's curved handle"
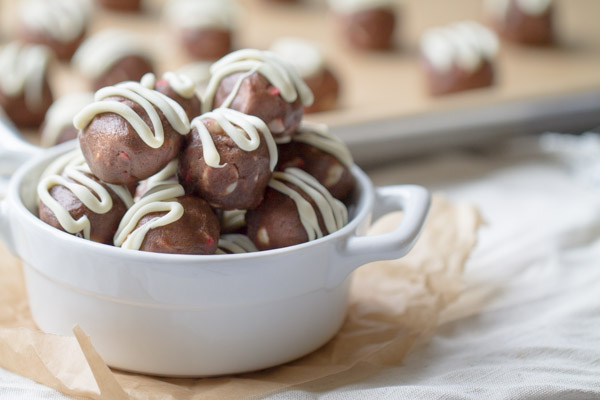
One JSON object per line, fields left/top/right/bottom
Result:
{"left": 328, "top": 185, "right": 430, "bottom": 287}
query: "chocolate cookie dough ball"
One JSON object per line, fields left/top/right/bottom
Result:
{"left": 164, "top": 0, "right": 236, "bottom": 60}
{"left": 0, "top": 42, "right": 54, "bottom": 128}
{"left": 246, "top": 168, "right": 348, "bottom": 250}
{"left": 420, "top": 21, "right": 498, "bottom": 95}
{"left": 72, "top": 29, "right": 154, "bottom": 90}
{"left": 74, "top": 74, "right": 191, "bottom": 185}
{"left": 153, "top": 72, "right": 202, "bottom": 120}
{"left": 485, "top": 0, "right": 554, "bottom": 45}
{"left": 19, "top": 0, "right": 92, "bottom": 61}
{"left": 270, "top": 37, "right": 340, "bottom": 114}
{"left": 203, "top": 49, "right": 314, "bottom": 142}
{"left": 179, "top": 108, "right": 277, "bottom": 210}
{"left": 328, "top": 0, "right": 397, "bottom": 50}
{"left": 277, "top": 122, "right": 355, "bottom": 201}
{"left": 41, "top": 92, "right": 94, "bottom": 147}
{"left": 114, "top": 183, "right": 220, "bottom": 255}
{"left": 98, "top": 0, "right": 141, "bottom": 12}
{"left": 37, "top": 149, "right": 134, "bottom": 244}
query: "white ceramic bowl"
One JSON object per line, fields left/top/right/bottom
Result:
{"left": 0, "top": 123, "right": 430, "bottom": 377}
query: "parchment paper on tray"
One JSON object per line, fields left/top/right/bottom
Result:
{"left": 0, "top": 195, "right": 481, "bottom": 400}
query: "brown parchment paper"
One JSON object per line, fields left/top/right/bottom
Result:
{"left": 0, "top": 195, "right": 482, "bottom": 400}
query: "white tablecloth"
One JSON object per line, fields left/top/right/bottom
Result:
{"left": 3, "top": 133, "right": 600, "bottom": 399}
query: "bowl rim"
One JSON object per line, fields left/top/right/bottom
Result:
{"left": 8, "top": 141, "right": 375, "bottom": 265}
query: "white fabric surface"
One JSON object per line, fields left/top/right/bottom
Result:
{"left": 3, "top": 133, "right": 600, "bottom": 399}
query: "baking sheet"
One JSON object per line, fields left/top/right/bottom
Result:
{"left": 1, "top": 0, "right": 599, "bottom": 164}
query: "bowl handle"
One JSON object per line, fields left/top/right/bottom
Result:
{"left": 328, "top": 185, "right": 430, "bottom": 287}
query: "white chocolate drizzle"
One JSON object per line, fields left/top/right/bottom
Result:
{"left": 327, "top": 0, "right": 396, "bottom": 14}
{"left": 269, "top": 168, "right": 347, "bottom": 241}
{"left": 20, "top": 0, "right": 92, "bottom": 42}
{"left": 37, "top": 148, "right": 134, "bottom": 240}
{"left": 270, "top": 37, "right": 325, "bottom": 79}
{"left": 221, "top": 209, "right": 246, "bottom": 232}
{"left": 164, "top": 0, "right": 236, "bottom": 30}
{"left": 191, "top": 107, "right": 278, "bottom": 170}
{"left": 71, "top": 29, "right": 152, "bottom": 79}
{"left": 484, "top": 0, "right": 553, "bottom": 19}
{"left": 135, "top": 159, "right": 179, "bottom": 201}
{"left": 295, "top": 121, "right": 354, "bottom": 168}
{"left": 420, "top": 21, "right": 499, "bottom": 73}
{"left": 0, "top": 42, "right": 51, "bottom": 111}
{"left": 41, "top": 92, "right": 94, "bottom": 147}
{"left": 142, "top": 71, "right": 197, "bottom": 99}
{"left": 203, "top": 49, "right": 314, "bottom": 112}
{"left": 73, "top": 73, "right": 191, "bottom": 149}
{"left": 114, "top": 182, "right": 185, "bottom": 250}
{"left": 162, "top": 72, "right": 197, "bottom": 99}
{"left": 217, "top": 234, "right": 257, "bottom": 254}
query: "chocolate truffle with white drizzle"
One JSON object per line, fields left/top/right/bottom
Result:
{"left": 203, "top": 49, "right": 314, "bottom": 142}
{"left": 19, "top": 0, "right": 92, "bottom": 60}
{"left": 38, "top": 148, "right": 134, "bottom": 244}
{"left": 420, "top": 21, "right": 499, "bottom": 95}
{"left": 270, "top": 37, "right": 340, "bottom": 114}
{"left": 72, "top": 29, "right": 154, "bottom": 90}
{"left": 153, "top": 71, "right": 202, "bottom": 120}
{"left": 246, "top": 168, "right": 348, "bottom": 251}
{"left": 164, "top": 0, "right": 236, "bottom": 60}
{"left": 484, "top": 0, "right": 554, "bottom": 45}
{"left": 328, "top": 0, "right": 397, "bottom": 50}
{"left": 74, "top": 73, "right": 192, "bottom": 185}
{"left": 179, "top": 107, "right": 278, "bottom": 210}
{"left": 277, "top": 121, "right": 355, "bottom": 201}
{"left": 0, "top": 41, "right": 54, "bottom": 128}
{"left": 114, "top": 180, "right": 220, "bottom": 255}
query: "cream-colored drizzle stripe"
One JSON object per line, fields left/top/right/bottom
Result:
{"left": 269, "top": 168, "right": 348, "bottom": 241}
{"left": 282, "top": 168, "right": 347, "bottom": 233}
{"left": 203, "top": 49, "right": 314, "bottom": 112}
{"left": 38, "top": 150, "right": 133, "bottom": 240}
{"left": 269, "top": 178, "right": 321, "bottom": 241}
{"left": 217, "top": 234, "right": 257, "bottom": 254}
{"left": 114, "top": 183, "right": 185, "bottom": 250}
{"left": 295, "top": 122, "right": 354, "bottom": 168}
{"left": 221, "top": 209, "right": 246, "bottom": 231}
{"left": 191, "top": 108, "right": 277, "bottom": 170}
{"left": 73, "top": 78, "right": 190, "bottom": 149}
{"left": 163, "top": 71, "right": 196, "bottom": 99}
{"left": 146, "top": 159, "right": 178, "bottom": 184}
